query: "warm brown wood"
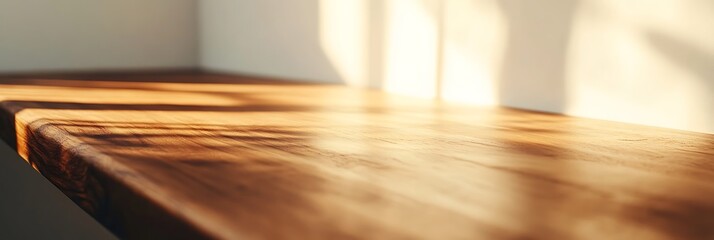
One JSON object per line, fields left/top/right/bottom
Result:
{"left": 0, "top": 72, "right": 713, "bottom": 240}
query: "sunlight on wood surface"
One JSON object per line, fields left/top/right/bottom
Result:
{"left": 0, "top": 72, "right": 713, "bottom": 239}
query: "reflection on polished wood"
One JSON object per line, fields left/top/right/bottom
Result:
{"left": 0, "top": 72, "right": 713, "bottom": 239}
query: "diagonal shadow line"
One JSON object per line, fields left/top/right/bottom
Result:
{"left": 645, "top": 30, "right": 714, "bottom": 89}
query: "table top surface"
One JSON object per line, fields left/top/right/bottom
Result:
{"left": 0, "top": 72, "right": 713, "bottom": 239}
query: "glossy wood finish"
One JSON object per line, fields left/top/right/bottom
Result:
{"left": 0, "top": 72, "right": 713, "bottom": 239}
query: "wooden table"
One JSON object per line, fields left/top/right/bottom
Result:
{"left": 0, "top": 72, "right": 713, "bottom": 239}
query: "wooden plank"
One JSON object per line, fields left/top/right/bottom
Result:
{"left": 0, "top": 72, "right": 713, "bottom": 239}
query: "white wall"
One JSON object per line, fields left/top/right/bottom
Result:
{"left": 565, "top": 0, "right": 714, "bottom": 134}
{"left": 199, "top": 0, "right": 342, "bottom": 83}
{"left": 199, "top": 0, "right": 714, "bottom": 134}
{"left": 2, "top": 0, "right": 709, "bottom": 133}
{"left": 0, "top": 0, "right": 197, "bottom": 72}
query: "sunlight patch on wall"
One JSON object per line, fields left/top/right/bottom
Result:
{"left": 565, "top": 0, "right": 714, "bottom": 133}
{"left": 382, "top": 0, "right": 440, "bottom": 99}
{"left": 317, "top": 0, "right": 507, "bottom": 105}
{"left": 316, "top": 0, "right": 713, "bottom": 133}
{"left": 319, "top": 0, "right": 369, "bottom": 87}
{"left": 440, "top": 0, "right": 506, "bottom": 105}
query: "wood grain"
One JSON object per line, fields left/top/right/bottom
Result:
{"left": 0, "top": 72, "right": 713, "bottom": 239}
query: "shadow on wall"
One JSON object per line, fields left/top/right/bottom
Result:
{"left": 366, "top": 0, "right": 387, "bottom": 89}
{"left": 200, "top": 0, "right": 714, "bottom": 133}
{"left": 644, "top": 30, "right": 714, "bottom": 131}
{"left": 199, "top": 0, "right": 344, "bottom": 84}
{"left": 645, "top": 30, "right": 714, "bottom": 105}
{"left": 315, "top": 0, "right": 579, "bottom": 112}
{"left": 316, "top": 0, "right": 713, "bottom": 133}
{"left": 495, "top": 0, "right": 578, "bottom": 113}
{"left": 315, "top": 0, "right": 391, "bottom": 88}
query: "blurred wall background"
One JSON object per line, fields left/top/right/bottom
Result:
{"left": 199, "top": 0, "right": 714, "bottom": 134}
{"left": 0, "top": 0, "right": 711, "bottom": 133}
{"left": 199, "top": 0, "right": 344, "bottom": 83}
{"left": 0, "top": 0, "right": 197, "bottom": 72}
